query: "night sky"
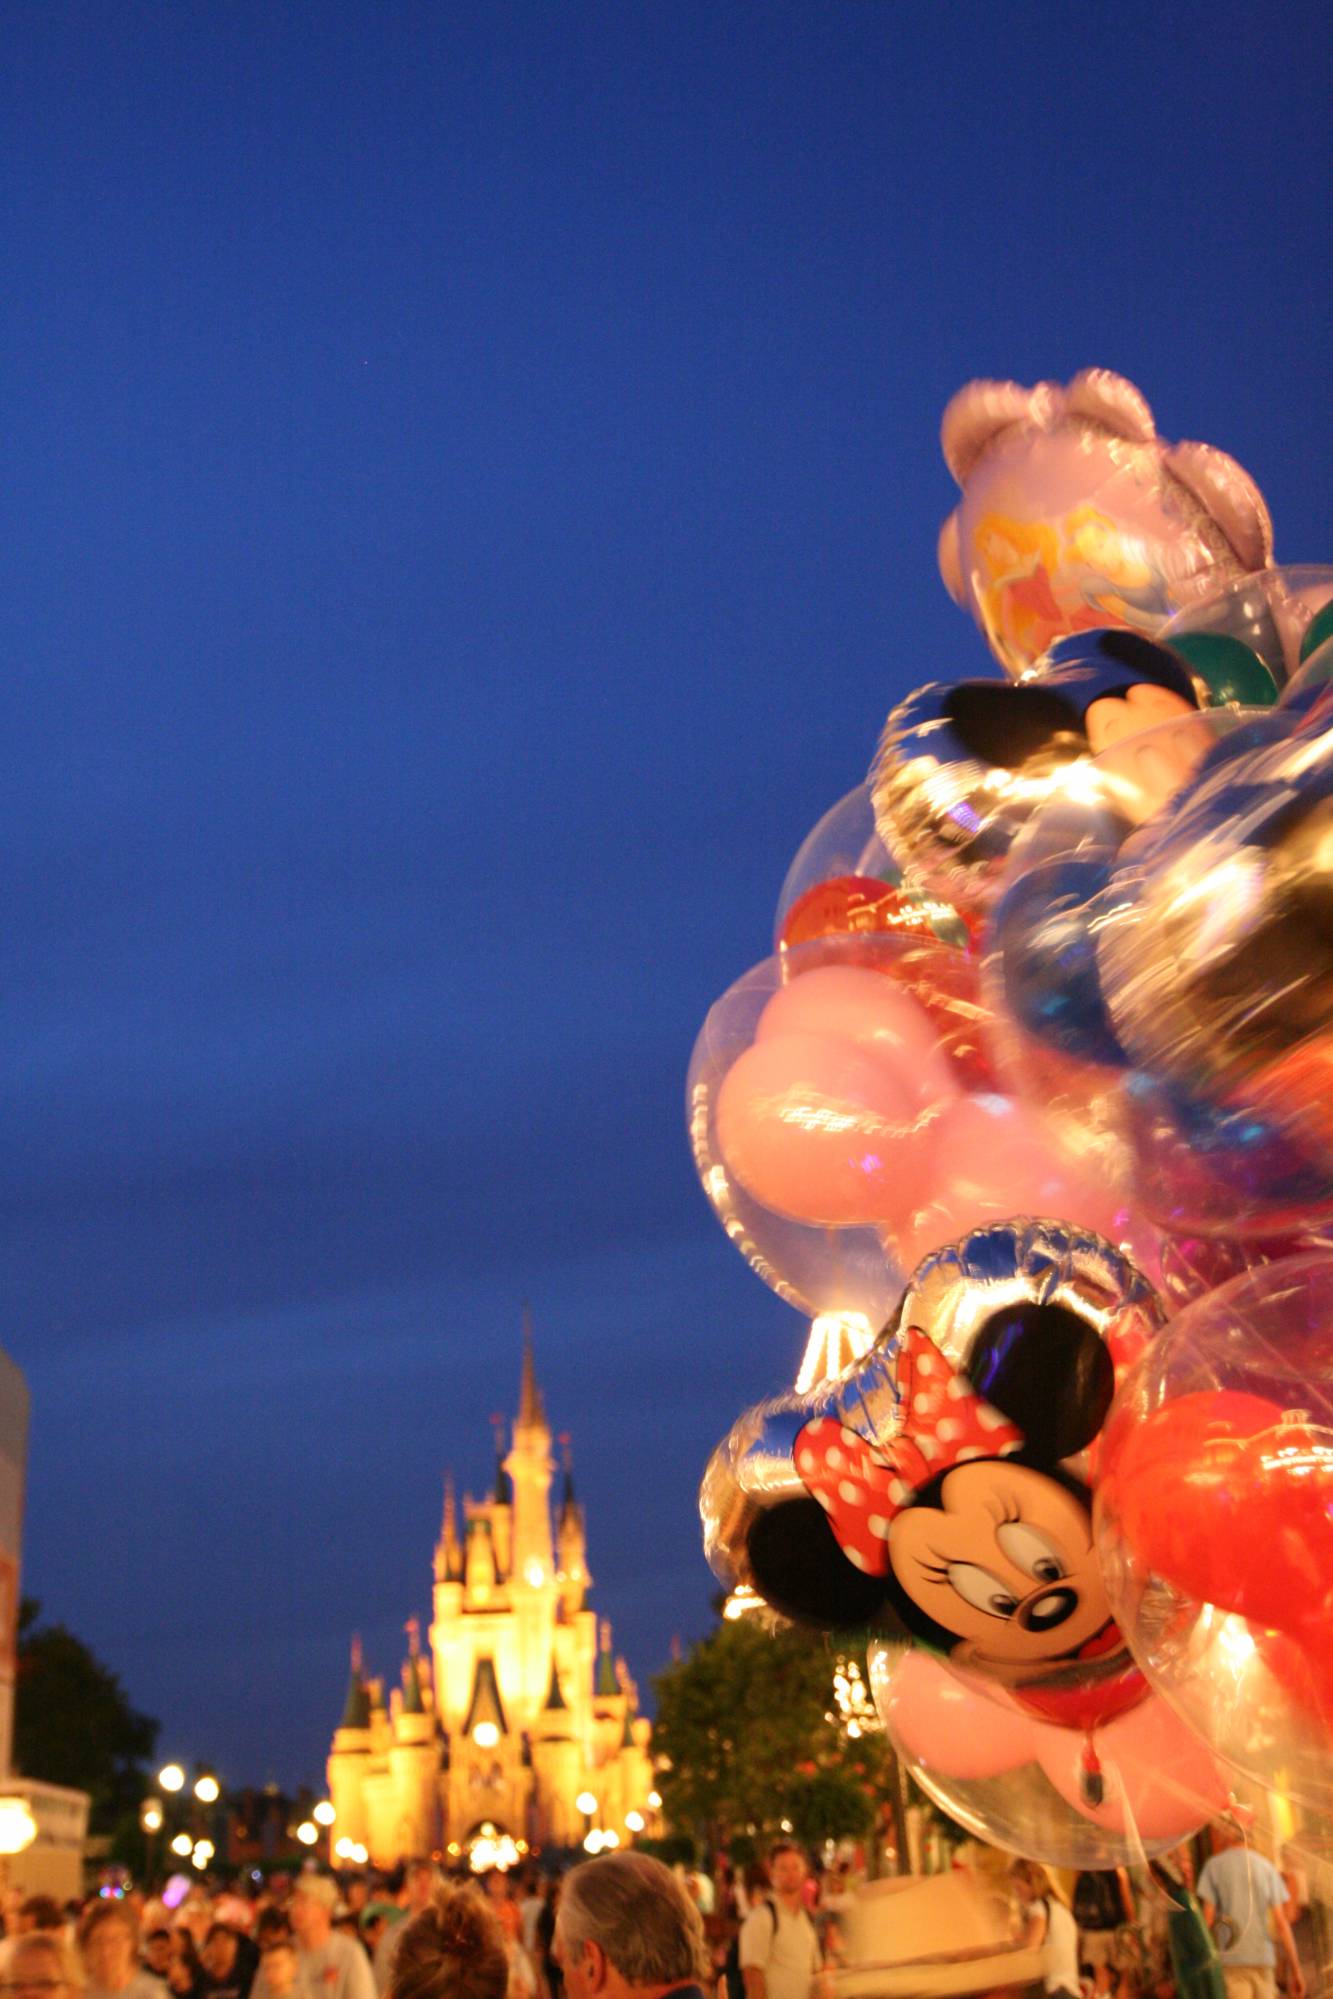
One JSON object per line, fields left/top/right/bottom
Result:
{"left": 6, "top": 1, "right": 1331, "bottom": 1791}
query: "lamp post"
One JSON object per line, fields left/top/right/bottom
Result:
{"left": 575, "top": 1791, "right": 598, "bottom": 1853}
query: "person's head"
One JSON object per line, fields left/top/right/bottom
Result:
{"left": 289, "top": 1877, "right": 338, "bottom": 1947}
{"left": 143, "top": 1932, "right": 174, "bottom": 1976}
{"left": 258, "top": 1942, "right": 297, "bottom": 1999}
{"left": 16, "top": 1901, "right": 62, "bottom": 1941}
{"left": 480, "top": 1873, "right": 509, "bottom": 1905}
{"left": 81, "top": 1904, "right": 142, "bottom": 1993}
{"left": 404, "top": 1865, "right": 440, "bottom": 1915}
{"left": 201, "top": 1927, "right": 239, "bottom": 1983}
{"left": 177, "top": 1902, "right": 212, "bottom": 1950}
{"left": 1009, "top": 1861, "right": 1049, "bottom": 1908}
{"left": 254, "top": 1909, "right": 291, "bottom": 1949}
{"left": 556, "top": 1853, "right": 708, "bottom": 1999}
{"left": 387, "top": 1887, "right": 508, "bottom": 1999}
{"left": 168, "top": 1932, "right": 203, "bottom": 1996}
{"left": 359, "top": 1912, "right": 388, "bottom": 1955}
{"left": 344, "top": 1881, "right": 370, "bottom": 1917}
{"left": 765, "top": 1846, "right": 806, "bottom": 1902}
{"left": 5, "top": 1935, "right": 70, "bottom": 1999}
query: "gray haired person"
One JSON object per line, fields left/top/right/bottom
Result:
{"left": 554, "top": 1854, "right": 711, "bottom": 1999}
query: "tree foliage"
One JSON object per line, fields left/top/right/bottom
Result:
{"left": 651, "top": 1615, "right": 886, "bottom": 1854}
{"left": 14, "top": 1599, "right": 159, "bottom": 1838}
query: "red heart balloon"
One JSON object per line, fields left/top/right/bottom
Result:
{"left": 1100, "top": 1388, "right": 1333, "bottom": 1638}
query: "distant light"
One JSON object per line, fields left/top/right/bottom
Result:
{"left": 582, "top": 1831, "right": 604, "bottom": 1855}
{"left": 313, "top": 1801, "right": 336, "bottom": 1827}
{"left": 575, "top": 1792, "right": 597, "bottom": 1816}
{"left": 159, "top": 1765, "right": 186, "bottom": 1794}
{"left": 779, "top": 1820, "right": 792, "bottom": 1834}
{"left": 192, "top": 1839, "right": 214, "bottom": 1868}
{"left": 162, "top": 1876, "right": 191, "bottom": 1910}
{"left": 334, "top": 1838, "right": 355, "bottom": 1860}
{"left": 171, "top": 1833, "right": 194, "bottom": 1858}
{"left": 624, "top": 1811, "right": 644, "bottom": 1833}
{"left": 296, "top": 1822, "right": 318, "bottom": 1846}
{"left": 0, "top": 1800, "right": 37, "bottom": 1856}
{"left": 140, "top": 1800, "right": 164, "bottom": 1833}
{"left": 647, "top": 1791, "right": 661, "bottom": 1810}
{"left": 194, "top": 1774, "right": 221, "bottom": 1804}
{"left": 350, "top": 1844, "right": 369, "bottom": 1866}
{"left": 472, "top": 1721, "right": 500, "bottom": 1750}
{"left": 601, "top": 1831, "right": 620, "bottom": 1850}
{"left": 524, "top": 1559, "right": 545, "bottom": 1587}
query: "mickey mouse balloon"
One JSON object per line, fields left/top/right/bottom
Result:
{"left": 702, "top": 1218, "right": 1163, "bottom": 1731}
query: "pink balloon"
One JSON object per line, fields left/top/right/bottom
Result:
{"left": 715, "top": 1031, "right": 928, "bottom": 1227}
{"left": 888, "top": 1094, "right": 1135, "bottom": 1271}
{"left": 879, "top": 1649, "right": 1038, "bottom": 1781}
{"left": 1036, "top": 1686, "right": 1228, "bottom": 1842}
{"left": 758, "top": 966, "right": 957, "bottom": 1112}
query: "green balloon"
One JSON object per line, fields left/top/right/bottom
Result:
{"left": 1299, "top": 594, "right": 1333, "bottom": 662}
{"left": 1169, "top": 631, "right": 1278, "bottom": 708}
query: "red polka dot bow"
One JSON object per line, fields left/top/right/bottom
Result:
{"left": 793, "top": 1324, "right": 1024, "bottom": 1575}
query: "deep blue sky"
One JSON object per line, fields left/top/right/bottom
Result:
{"left": 5, "top": 1, "right": 1330, "bottom": 1790}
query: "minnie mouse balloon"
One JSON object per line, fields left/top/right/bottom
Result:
{"left": 938, "top": 369, "right": 1273, "bottom": 676}
{"left": 1096, "top": 1250, "right": 1333, "bottom": 1815}
{"left": 702, "top": 1218, "right": 1162, "bottom": 1725}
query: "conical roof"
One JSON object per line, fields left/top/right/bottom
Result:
{"left": 594, "top": 1619, "right": 619, "bottom": 1698}
{"left": 462, "top": 1655, "right": 509, "bottom": 1738}
{"left": 542, "top": 1659, "right": 568, "bottom": 1713}
{"left": 517, "top": 1302, "right": 547, "bottom": 1431}
{"left": 340, "top": 1636, "right": 370, "bottom": 1730}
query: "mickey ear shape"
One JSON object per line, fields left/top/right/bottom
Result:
{"left": 746, "top": 1498, "right": 893, "bottom": 1630}
{"left": 943, "top": 679, "right": 1082, "bottom": 768}
{"left": 1165, "top": 441, "right": 1274, "bottom": 573}
{"left": 940, "top": 378, "right": 1040, "bottom": 485}
{"left": 966, "top": 1300, "right": 1115, "bottom": 1461}
{"left": 1063, "top": 368, "right": 1157, "bottom": 444}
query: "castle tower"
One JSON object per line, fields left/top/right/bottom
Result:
{"left": 530, "top": 1660, "right": 580, "bottom": 1848}
{"left": 503, "top": 1306, "right": 557, "bottom": 1719}
{"left": 326, "top": 1638, "right": 372, "bottom": 1849}
{"left": 556, "top": 1437, "right": 591, "bottom": 1619}
{"left": 386, "top": 1618, "right": 438, "bottom": 1859}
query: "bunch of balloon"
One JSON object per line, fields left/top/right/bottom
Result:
{"left": 687, "top": 363, "right": 1332, "bottom": 1867}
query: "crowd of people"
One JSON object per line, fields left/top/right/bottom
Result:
{"left": 0, "top": 1818, "right": 1318, "bottom": 1999}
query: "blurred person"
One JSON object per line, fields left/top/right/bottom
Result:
{"left": 534, "top": 1885, "right": 560, "bottom": 1999}
{"left": 736, "top": 1848, "right": 821, "bottom": 1999}
{"left": 384, "top": 1888, "right": 508, "bottom": 1999}
{"left": 166, "top": 1936, "right": 207, "bottom": 1999}
{"left": 374, "top": 1871, "right": 439, "bottom": 1996}
{"left": 4, "top": 1933, "right": 75, "bottom": 1999}
{"left": 144, "top": 1938, "right": 174, "bottom": 1983}
{"left": 554, "top": 1853, "right": 709, "bottom": 1999}
{"left": 249, "top": 1941, "right": 300, "bottom": 1999}
{"left": 1199, "top": 1820, "right": 1303, "bottom": 1999}
{"left": 477, "top": 1891, "right": 516, "bottom": 1956}
{"left": 80, "top": 1906, "right": 166, "bottom": 1999}
{"left": 200, "top": 1929, "right": 257, "bottom": 1999}
{"left": 290, "top": 1881, "right": 373, "bottom": 1999}
{"left": 1147, "top": 1855, "right": 1224, "bottom": 1999}
{"left": 1011, "top": 1862, "right": 1080, "bottom": 1999}
{"left": 517, "top": 1889, "right": 543, "bottom": 1968}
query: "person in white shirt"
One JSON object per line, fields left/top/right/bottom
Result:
{"left": 1011, "top": 1862, "right": 1081, "bottom": 1999}
{"left": 290, "top": 1877, "right": 375, "bottom": 1999}
{"left": 738, "top": 1847, "right": 822, "bottom": 1999}
{"left": 80, "top": 1903, "right": 169, "bottom": 1999}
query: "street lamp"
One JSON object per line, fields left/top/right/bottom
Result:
{"left": 171, "top": 1833, "right": 193, "bottom": 1858}
{"left": 193, "top": 1773, "right": 220, "bottom": 1804}
{"left": 313, "top": 1801, "right": 336, "bottom": 1827}
{"left": 624, "top": 1811, "right": 644, "bottom": 1834}
{"left": 140, "top": 1800, "right": 164, "bottom": 1835}
{"left": 0, "top": 1800, "right": 36, "bottom": 1856}
{"left": 159, "top": 1765, "right": 186, "bottom": 1794}
{"left": 296, "top": 1822, "right": 318, "bottom": 1846}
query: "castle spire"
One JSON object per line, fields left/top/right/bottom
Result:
{"left": 339, "top": 1634, "right": 370, "bottom": 1730}
{"left": 595, "top": 1618, "right": 620, "bottom": 1698}
{"left": 492, "top": 1414, "right": 513, "bottom": 1505}
{"left": 439, "top": 1471, "right": 462, "bottom": 1580}
{"left": 517, "top": 1301, "right": 546, "bottom": 1431}
{"left": 402, "top": 1617, "right": 425, "bottom": 1715}
{"left": 558, "top": 1433, "right": 577, "bottom": 1520}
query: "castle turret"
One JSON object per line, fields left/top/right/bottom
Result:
{"left": 490, "top": 1417, "right": 513, "bottom": 1578}
{"left": 529, "top": 1660, "right": 580, "bottom": 1847}
{"left": 326, "top": 1637, "right": 373, "bottom": 1850}
{"left": 556, "top": 1438, "right": 591, "bottom": 1618}
{"left": 387, "top": 1618, "right": 438, "bottom": 1857}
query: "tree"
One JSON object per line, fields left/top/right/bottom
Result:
{"left": 13, "top": 1599, "right": 159, "bottom": 1846}
{"left": 651, "top": 1614, "right": 887, "bottom": 1858}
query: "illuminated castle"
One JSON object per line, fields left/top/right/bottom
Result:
{"left": 327, "top": 1317, "right": 654, "bottom": 1866}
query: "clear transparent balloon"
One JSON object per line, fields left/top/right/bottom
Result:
{"left": 988, "top": 705, "right": 1333, "bottom": 1241}
{"left": 1095, "top": 1251, "right": 1333, "bottom": 1817}
{"left": 867, "top": 1642, "right": 1222, "bottom": 1869}
{"left": 1162, "top": 563, "right": 1333, "bottom": 696}
{"left": 774, "top": 782, "right": 974, "bottom": 956}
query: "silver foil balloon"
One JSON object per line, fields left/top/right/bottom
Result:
{"left": 701, "top": 1216, "right": 1162, "bottom": 1632}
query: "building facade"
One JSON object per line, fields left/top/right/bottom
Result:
{"left": 327, "top": 1323, "right": 653, "bottom": 1866}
